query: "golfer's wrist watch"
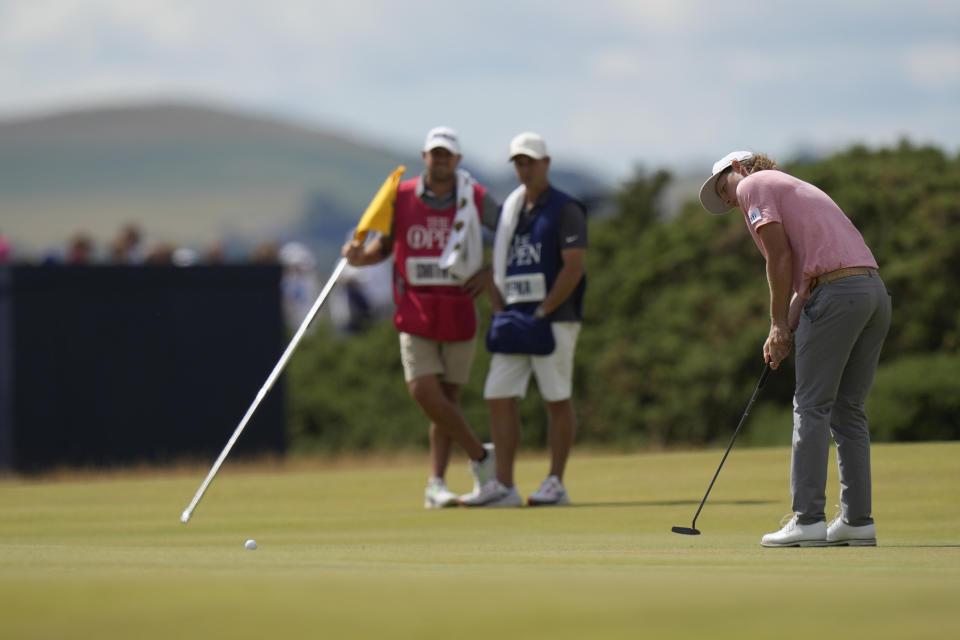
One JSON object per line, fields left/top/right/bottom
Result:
{"left": 533, "top": 305, "right": 548, "bottom": 318}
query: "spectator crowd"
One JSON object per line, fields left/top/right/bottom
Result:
{"left": 0, "top": 223, "right": 392, "bottom": 334}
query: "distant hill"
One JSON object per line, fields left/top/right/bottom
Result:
{"left": 0, "top": 101, "right": 612, "bottom": 263}
{"left": 0, "top": 102, "right": 418, "bottom": 260}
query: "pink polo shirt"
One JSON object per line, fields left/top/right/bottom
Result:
{"left": 737, "top": 170, "right": 878, "bottom": 302}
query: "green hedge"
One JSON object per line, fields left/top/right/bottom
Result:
{"left": 286, "top": 141, "right": 960, "bottom": 451}
{"left": 867, "top": 353, "right": 960, "bottom": 441}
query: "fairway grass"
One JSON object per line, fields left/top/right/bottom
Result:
{"left": 1, "top": 443, "right": 957, "bottom": 639}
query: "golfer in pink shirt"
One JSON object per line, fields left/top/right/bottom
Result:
{"left": 700, "top": 151, "right": 891, "bottom": 548}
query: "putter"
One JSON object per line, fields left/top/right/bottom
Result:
{"left": 672, "top": 362, "right": 772, "bottom": 536}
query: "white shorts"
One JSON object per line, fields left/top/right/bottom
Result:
{"left": 483, "top": 322, "right": 581, "bottom": 402}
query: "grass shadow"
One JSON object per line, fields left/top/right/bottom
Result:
{"left": 568, "top": 499, "right": 776, "bottom": 508}
{"left": 880, "top": 544, "right": 960, "bottom": 549}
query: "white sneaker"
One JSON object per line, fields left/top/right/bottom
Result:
{"left": 424, "top": 478, "right": 458, "bottom": 509}
{"left": 527, "top": 475, "right": 570, "bottom": 506}
{"left": 761, "top": 514, "right": 827, "bottom": 547}
{"left": 458, "top": 479, "right": 522, "bottom": 507}
{"left": 468, "top": 443, "right": 496, "bottom": 495}
{"left": 827, "top": 517, "right": 877, "bottom": 546}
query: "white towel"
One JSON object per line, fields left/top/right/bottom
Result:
{"left": 492, "top": 185, "right": 525, "bottom": 298}
{"left": 438, "top": 169, "right": 483, "bottom": 282}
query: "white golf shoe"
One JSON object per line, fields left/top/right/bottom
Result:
{"left": 458, "top": 479, "right": 522, "bottom": 507}
{"left": 761, "top": 514, "right": 828, "bottom": 547}
{"left": 527, "top": 475, "right": 570, "bottom": 506}
{"left": 468, "top": 443, "right": 496, "bottom": 495}
{"left": 424, "top": 478, "right": 458, "bottom": 509}
{"left": 827, "top": 517, "right": 877, "bottom": 546}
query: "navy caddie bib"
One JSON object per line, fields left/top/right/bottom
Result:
{"left": 504, "top": 187, "right": 583, "bottom": 317}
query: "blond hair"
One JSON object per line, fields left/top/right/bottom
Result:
{"left": 740, "top": 153, "right": 779, "bottom": 174}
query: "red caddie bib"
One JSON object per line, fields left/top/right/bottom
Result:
{"left": 392, "top": 178, "right": 485, "bottom": 341}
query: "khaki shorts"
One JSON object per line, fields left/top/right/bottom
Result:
{"left": 399, "top": 332, "right": 477, "bottom": 385}
{"left": 483, "top": 322, "right": 581, "bottom": 402}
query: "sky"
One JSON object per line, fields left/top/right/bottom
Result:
{"left": 1, "top": 0, "right": 958, "bottom": 182}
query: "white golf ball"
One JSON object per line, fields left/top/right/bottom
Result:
{"left": 244, "top": 539, "right": 257, "bottom": 550}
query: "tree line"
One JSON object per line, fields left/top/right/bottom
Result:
{"left": 286, "top": 140, "right": 960, "bottom": 453}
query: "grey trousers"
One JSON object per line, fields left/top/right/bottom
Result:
{"left": 791, "top": 272, "right": 891, "bottom": 526}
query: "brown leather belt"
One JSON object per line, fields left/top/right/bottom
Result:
{"left": 811, "top": 267, "right": 875, "bottom": 291}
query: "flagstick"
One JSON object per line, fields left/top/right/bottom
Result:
{"left": 180, "top": 257, "right": 348, "bottom": 523}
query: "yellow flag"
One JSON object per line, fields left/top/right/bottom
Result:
{"left": 354, "top": 165, "right": 406, "bottom": 243}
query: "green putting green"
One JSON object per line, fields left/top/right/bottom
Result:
{"left": 1, "top": 442, "right": 957, "bottom": 639}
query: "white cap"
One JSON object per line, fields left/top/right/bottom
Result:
{"left": 699, "top": 150, "right": 754, "bottom": 214}
{"left": 509, "top": 132, "right": 548, "bottom": 160}
{"left": 423, "top": 126, "right": 461, "bottom": 155}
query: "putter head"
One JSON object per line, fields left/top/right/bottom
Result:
{"left": 671, "top": 526, "right": 701, "bottom": 536}
{"left": 180, "top": 510, "right": 192, "bottom": 524}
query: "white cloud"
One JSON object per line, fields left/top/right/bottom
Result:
{"left": 0, "top": 0, "right": 81, "bottom": 46}
{"left": 0, "top": 0, "right": 194, "bottom": 48}
{"left": 604, "top": 0, "right": 703, "bottom": 33}
{"left": 0, "top": 0, "right": 957, "bottom": 179}
{"left": 903, "top": 43, "right": 960, "bottom": 89}
{"left": 589, "top": 49, "right": 646, "bottom": 79}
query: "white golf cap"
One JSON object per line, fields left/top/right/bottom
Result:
{"left": 423, "top": 126, "right": 461, "bottom": 155}
{"left": 509, "top": 132, "right": 548, "bottom": 160}
{"left": 699, "top": 150, "right": 754, "bottom": 214}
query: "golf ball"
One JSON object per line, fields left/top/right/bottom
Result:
{"left": 244, "top": 539, "right": 257, "bottom": 550}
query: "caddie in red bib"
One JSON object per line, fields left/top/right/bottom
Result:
{"left": 340, "top": 126, "right": 500, "bottom": 509}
